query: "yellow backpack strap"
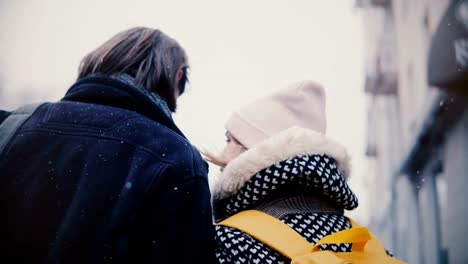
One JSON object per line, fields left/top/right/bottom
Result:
{"left": 310, "top": 227, "right": 371, "bottom": 252}
{"left": 219, "top": 211, "right": 398, "bottom": 263}
{"left": 292, "top": 251, "right": 352, "bottom": 264}
{"left": 347, "top": 218, "right": 391, "bottom": 255}
{"left": 219, "top": 210, "right": 313, "bottom": 259}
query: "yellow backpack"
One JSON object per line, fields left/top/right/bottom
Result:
{"left": 219, "top": 210, "right": 407, "bottom": 264}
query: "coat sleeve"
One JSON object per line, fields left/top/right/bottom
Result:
{"left": 133, "top": 165, "right": 217, "bottom": 264}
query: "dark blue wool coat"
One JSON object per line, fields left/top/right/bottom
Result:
{"left": 0, "top": 76, "right": 216, "bottom": 264}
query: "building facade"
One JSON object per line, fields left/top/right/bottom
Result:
{"left": 358, "top": 0, "right": 468, "bottom": 263}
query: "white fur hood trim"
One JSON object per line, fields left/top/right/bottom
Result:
{"left": 210, "top": 126, "right": 352, "bottom": 200}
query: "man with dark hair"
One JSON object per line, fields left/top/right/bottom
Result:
{"left": 0, "top": 27, "right": 216, "bottom": 263}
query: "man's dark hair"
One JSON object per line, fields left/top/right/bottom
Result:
{"left": 77, "top": 27, "right": 188, "bottom": 112}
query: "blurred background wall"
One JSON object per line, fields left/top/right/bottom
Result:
{"left": 357, "top": 0, "right": 468, "bottom": 263}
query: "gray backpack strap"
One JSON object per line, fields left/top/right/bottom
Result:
{"left": 0, "top": 102, "right": 44, "bottom": 154}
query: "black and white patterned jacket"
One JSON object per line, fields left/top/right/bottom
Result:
{"left": 210, "top": 127, "right": 360, "bottom": 264}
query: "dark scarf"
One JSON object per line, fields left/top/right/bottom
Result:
{"left": 252, "top": 195, "right": 343, "bottom": 219}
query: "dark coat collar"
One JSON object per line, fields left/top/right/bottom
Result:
{"left": 0, "top": 110, "right": 11, "bottom": 124}
{"left": 62, "top": 76, "right": 185, "bottom": 137}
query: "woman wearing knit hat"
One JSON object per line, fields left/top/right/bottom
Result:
{"left": 206, "top": 80, "right": 362, "bottom": 263}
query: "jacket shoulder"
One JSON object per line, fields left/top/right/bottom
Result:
{"left": 111, "top": 116, "right": 208, "bottom": 179}
{"left": 20, "top": 101, "right": 207, "bottom": 180}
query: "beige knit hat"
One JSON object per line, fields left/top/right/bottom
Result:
{"left": 225, "top": 80, "right": 327, "bottom": 148}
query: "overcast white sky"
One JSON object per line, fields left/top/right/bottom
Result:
{"left": 0, "top": 0, "right": 370, "bottom": 223}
